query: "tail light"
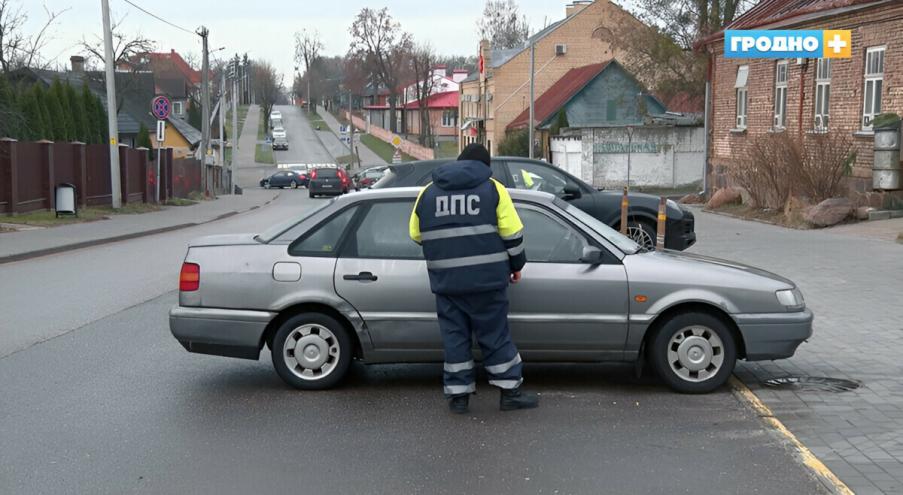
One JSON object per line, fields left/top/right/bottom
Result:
{"left": 179, "top": 262, "right": 200, "bottom": 291}
{"left": 310, "top": 169, "right": 318, "bottom": 180}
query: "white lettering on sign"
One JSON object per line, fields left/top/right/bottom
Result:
{"left": 436, "top": 194, "right": 481, "bottom": 217}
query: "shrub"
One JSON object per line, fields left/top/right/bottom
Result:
{"left": 498, "top": 129, "right": 529, "bottom": 157}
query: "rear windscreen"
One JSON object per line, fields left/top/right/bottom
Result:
{"left": 316, "top": 168, "right": 338, "bottom": 178}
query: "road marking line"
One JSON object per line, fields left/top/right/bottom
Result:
{"left": 729, "top": 376, "right": 854, "bottom": 495}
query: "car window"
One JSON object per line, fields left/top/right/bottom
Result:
{"left": 346, "top": 201, "right": 423, "bottom": 259}
{"left": 316, "top": 168, "right": 338, "bottom": 178}
{"left": 506, "top": 161, "right": 570, "bottom": 195}
{"left": 288, "top": 206, "right": 358, "bottom": 255}
{"left": 516, "top": 206, "right": 588, "bottom": 263}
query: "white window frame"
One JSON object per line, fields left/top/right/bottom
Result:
{"left": 735, "top": 65, "right": 749, "bottom": 130}
{"left": 773, "top": 60, "right": 788, "bottom": 130}
{"left": 173, "top": 101, "right": 184, "bottom": 116}
{"left": 814, "top": 59, "right": 831, "bottom": 132}
{"left": 862, "top": 46, "right": 885, "bottom": 130}
{"left": 441, "top": 109, "right": 456, "bottom": 128}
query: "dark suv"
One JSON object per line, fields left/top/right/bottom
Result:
{"left": 308, "top": 167, "right": 350, "bottom": 198}
{"left": 373, "top": 157, "right": 695, "bottom": 250}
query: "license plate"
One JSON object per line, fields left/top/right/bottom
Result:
{"left": 322, "top": 184, "right": 333, "bottom": 188}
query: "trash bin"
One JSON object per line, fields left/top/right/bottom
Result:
{"left": 55, "top": 183, "right": 77, "bottom": 218}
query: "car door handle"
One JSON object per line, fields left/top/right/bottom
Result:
{"left": 343, "top": 272, "right": 378, "bottom": 282}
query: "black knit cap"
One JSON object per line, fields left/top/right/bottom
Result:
{"left": 457, "top": 143, "right": 491, "bottom": 166}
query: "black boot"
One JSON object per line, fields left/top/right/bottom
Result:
{"left": 448, "top": 394, "right": 470, "bottom": 414}
{"left": 500, "top": 388, "right": 539, "bottom": 411}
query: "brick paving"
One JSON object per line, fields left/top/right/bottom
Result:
{"left": 689, "top": 207, "right": 903, "bottom": 494}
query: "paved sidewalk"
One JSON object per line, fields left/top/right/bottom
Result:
{"left": 0, "top": 189, "right": 278, "bottom": 264}
{"left": 316, "top": 106, "right": 387, "bottom": 165}
{"left": 688, "top": 207, "right": 903, "bottom": 494}
{"left": 826, "top": 216, "right": 903, "bottom": 243}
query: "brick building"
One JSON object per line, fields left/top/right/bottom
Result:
{"left": 701, "top": 0, "right": 903, "bottom": 193}
{"left": 459, "top": 0, "right": 650, "bottom": 155}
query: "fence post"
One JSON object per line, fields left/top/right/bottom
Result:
{"left": 1, "top": 138, "right": 18, "bottom": 215}
{"left": 656, "top": 197, "right": 667, "bottom": 251}
{"left": 118, "top": 144, "right": 130, "bottom": 205}
{"left": 73, "top": 142, "right": 88, "bottom": 208}
{"left": 37, "top": 140, "right": 55, "bottom": 211}
{"left": 136, "top": 148, "right": 150, "bottom": 203}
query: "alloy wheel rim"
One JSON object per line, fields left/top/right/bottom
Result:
{"left": 283, "top": 324, "right": 340, "bottom": 381}
{"left": 667, "top": 325, "right": 724, "bottom": 383}
{"left": 628, "top": 225, "right": 655, "bottom": 250}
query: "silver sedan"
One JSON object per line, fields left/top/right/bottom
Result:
{"left": 170, "top": 188, "right": 812, "bottom": 393}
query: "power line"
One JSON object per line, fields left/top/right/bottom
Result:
{"left": 119, "top": 0, "right": 196, "bottom": 36}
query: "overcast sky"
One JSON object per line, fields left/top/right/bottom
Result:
{"left": 21, "top": 0, "right": 637, "bottom": 81}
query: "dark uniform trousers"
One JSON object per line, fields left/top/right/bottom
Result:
{"left": 437, "top": 289, "right": 523, "bottom": 396}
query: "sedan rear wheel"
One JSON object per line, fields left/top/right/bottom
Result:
{"left": 649, "top": 311, "right": 736, "bottom": 394}
{"left": 272, "top": 313, "right": 352, "bottom": 390}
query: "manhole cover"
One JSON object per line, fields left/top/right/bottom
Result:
{"left": 763, "top": 376, "right": 861, "bottom": 392}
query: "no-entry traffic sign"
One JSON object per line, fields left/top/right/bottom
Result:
{"left": 151, "top": 95, "right": 171, "bottom": 120}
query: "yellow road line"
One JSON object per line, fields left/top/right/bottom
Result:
{"left": 729, "top": 376, "right": 854, "bottom": 495}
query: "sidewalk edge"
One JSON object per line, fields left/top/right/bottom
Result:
{"left": 0, "top": 194, "right": 280, "bottom": 265}
{"left": 729, "top": 376, "right": 854, "bottom": 495}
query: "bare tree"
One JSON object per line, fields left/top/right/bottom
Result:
{"left": 410, "top": 43, "right": 437, "bottom": 147}
{"left": 253, "top": 60, "right": 281, "bottom": 128}
{"left": 81, "top": 14, "right": 155, "bottom": 70}
{"left": 477, "top": 0, "right": 530, "bottom": 50}
{"left": 349, "top": 7, "right": 412, "bottom": 133}
{"left": 294, "top": 28, "right": 323, "bottom": 113}
{"left": 0, "top": 0, "right": 67, "bottom": 72}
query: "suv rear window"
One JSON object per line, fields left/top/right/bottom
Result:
{"left": 315, "top": 168, "right": 338, "bottom": 178}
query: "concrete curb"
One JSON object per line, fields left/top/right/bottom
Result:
{"left": 0, "top": 194, "right": 280, "bottom": 265}
{"left": 729, "top": 377, "right": 854, "bottom": 495}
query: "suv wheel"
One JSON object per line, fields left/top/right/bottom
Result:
{"left": 272, "top": 313, "right": 353, "bottom": 390}
{"left": 627, "top": 220, "right": 656, "bottom": 250}
{"left": 649, "top": 311, "right": 736, "bottom": 394}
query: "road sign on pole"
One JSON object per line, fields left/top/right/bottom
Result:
{"left": 151, "top": 95, "right": 172, "bottom": 120}
{"left": 156, "top": 120, "right": 166, "bottom": 142}
{"left": 392, "top": 148, "right": 402, "bottom": 164}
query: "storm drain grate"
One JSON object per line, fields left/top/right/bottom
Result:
{"left": 763, "top": 376, "right": 861, "bottom": 392}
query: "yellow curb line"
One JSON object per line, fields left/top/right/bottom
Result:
{"left": 729, "top": 376, "right": 854, "bottom": 495}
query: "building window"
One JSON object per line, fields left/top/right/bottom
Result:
{"left": 862, "top": 46, "right": 885, "bottom": 130}
{"left": 734, "top": 65, "right": 749, "bottom": 129}
{"left": 173, "top": 101, "right": 184, "bottom": 116}
{"left": 773, "top": 60, "right": 788, "bottom": 129}
{"left": 442, "top": 109, "right": 456, "bottom": 128}
{"left": 814, "top": 59, "right": 831, "bottom": 132}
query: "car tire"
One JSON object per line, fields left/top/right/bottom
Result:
{"left": 627, "top": 220, "right": 657, "bottom": 250}
{"left": 290, "top": 181, "right": 298, "bottom": 189}
{"left": 271, "top": 313, "right": 353, "bottom": 390}
{"left": 649, "top": 311, "right": 737, "bottom": 394}
{"left": 263, "top": 181, "right": 271, "bottom": 189}
{"left": 309, "top": 191, "right": 315, "bottom": 198}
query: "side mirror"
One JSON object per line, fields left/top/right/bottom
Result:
{"left": 580, "top": 246, "right": 604, "bottom": 265}
{"left": 562, "top": 184, "right": 582, "bottom": 200}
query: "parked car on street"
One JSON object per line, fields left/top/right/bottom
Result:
{"left": 170, "top": 187, "right": 812, "bottom": 394}
{"left": 352, "top": 166, "right": 387, "bottom": 190}
{"left": 272, "top": 127, "right": 286, "bottom": 139}
{"left": 308, "top": 167, "right": 350, "bottom": 197}
{"left": 374, "top": 157, "right": 696, "bottom": 251}
{"left": 259, "top": 170, "right": 306, "bottom": 189}
{"left": 272, "top": 135, "right": 289, "bottom": 151}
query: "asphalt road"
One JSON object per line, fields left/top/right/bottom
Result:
{"left": 0, "top": 124, "right": 827, "bottom": 493}
{"left": 272, "top": 104, "right": 334, "bottom": 165}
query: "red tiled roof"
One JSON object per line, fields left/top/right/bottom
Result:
{"left": 403, "top": 91, "right": 459, "bottom": 110}
{"left": 659, "top": 91, "right": 705, "bottom": 114}
{"left": 507, "top": 62, "right": 610, "bottom": 131}
{"left": 145, "top": 50, "right": 202, "bottom": 85}
{"left": 701, "top": 0, "right": 886, "bottom": 45}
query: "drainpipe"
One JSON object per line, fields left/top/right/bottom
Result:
{"left": 798, "top": 58, "right": 807, "bottom": 137}
{"left": 702, "top": 79, "right": 711, "bottom": 196}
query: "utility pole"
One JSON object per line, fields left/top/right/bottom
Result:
{"left": 528, "top": 40, "right": 535, "bottom": 160}
{"left": 348, "top": 88, "right": 355, "bottom": 166}
{"left": 100, "top": 0, "right": 121, "bottom": 208}
{"left": 199, "top": 26, "right": 210, "bottom": 197}
{"left": 219, "top": 69, "right": 226, "bottom": 191}
{"left": 232, "top": 60, "right": 239, "bottom": 191}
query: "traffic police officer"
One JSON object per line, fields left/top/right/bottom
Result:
{"left": 409, "top": 143, "right": 539, "bottom": 414}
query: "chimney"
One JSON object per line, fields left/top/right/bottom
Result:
{"left": 566, "top": 0, "right": 593, "bottom": 17}
{"left": 479, "top": 39, "right": 491, "bottom": 82}
{"left": 70, "top": 55, "right": 85, "bottom": 73}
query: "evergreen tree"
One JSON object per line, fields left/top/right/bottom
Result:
{"left": 28, "top": 85, "right": 51, "bottom": 140}
{"left": 81, "top": 84, "right": 102, "bottom": 144}
{"left": 136, "top": 123, "right": 152, "bottom": 149}
{"left": 33, "top": 84, "right": 58, "bottom": 141}
{"left": 50, "top": 79, "right": 76, "bottom": 141}
{"left": 0, "top": 74, "right": 20, "bottom": 138}
{"left": 188, "top": 99, "right": 202, "bottom": 131}
{"left": 93, "top": 93, "right": 109, "bottom": 144}
{"left": 65, "top": 82, "right": 89, "bottom": 142}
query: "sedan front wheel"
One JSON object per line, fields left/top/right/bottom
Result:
{"left": 649, "top": 311, "right": 736, "bottom": 394}
{"left": 272, "top": 313, "right": 353, "bottom": 390}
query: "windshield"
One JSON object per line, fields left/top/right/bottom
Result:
{"left": 554, "top": 198, "right": 642, "bottom": 254}
{"left": 255, "top": 200, "right": 334, "bottom": 243}
{"left": 316, "top": 168, "right": 338, "bottom": 178}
